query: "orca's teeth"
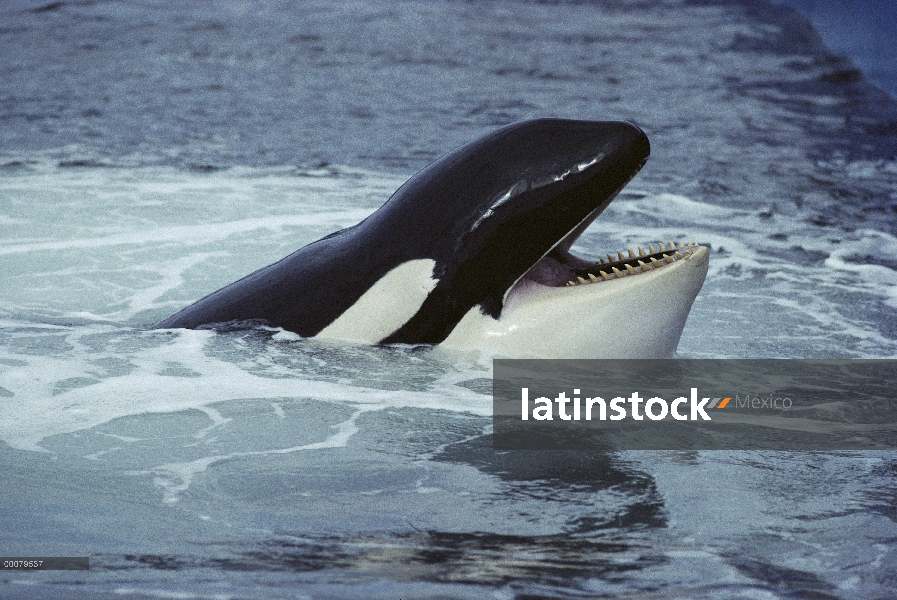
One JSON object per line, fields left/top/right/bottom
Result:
{"left": 565, "top": 243, "right": 702, "bottom": 288}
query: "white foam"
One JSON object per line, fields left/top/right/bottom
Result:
{"left": 613, "top": 193, "right": 736, "bottom": 222}
{"left": 576, "top": 193, "right": 897, "bottom": 357}
{"left": 827, "top": 229, "right": 897, "bottom": 307}
{"left": 0, "top": 166, "right": 404, "bottom": 323}
{"left": 0, "top": 211, "right": 377, "bottom": 256}
{"left": 0, "top": 327, "right": 491, "bottom": 454}
{"left": 112, "top": 588, "right": 239, "bottom": 600}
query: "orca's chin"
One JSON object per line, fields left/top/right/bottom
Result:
{"left": 443, "top": 240, "right": 709, "bottom": 359}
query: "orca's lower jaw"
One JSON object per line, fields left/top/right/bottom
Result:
{"left": 440, "top": 241, "right": 709, "bottom": 359}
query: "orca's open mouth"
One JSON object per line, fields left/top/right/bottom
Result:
{"left": 524, "top": 241, "right": 703, "bottom": 288}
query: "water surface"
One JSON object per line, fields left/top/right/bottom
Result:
{"left": 2, "top": 1, "right": 897, "bottom": 598}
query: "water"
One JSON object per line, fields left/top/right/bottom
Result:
{"left": 774, "top": 0, "right": 897, "bottom": 99}
{"left": 2, "top": 1, "right": 897, "bottom": 598}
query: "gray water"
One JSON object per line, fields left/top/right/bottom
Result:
{"left": 2, "top": 1, "right": 897, "bottom": 598}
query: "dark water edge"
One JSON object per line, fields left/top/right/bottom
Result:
{"left": 772, "top": 0, "right": 897, "bottom": 99}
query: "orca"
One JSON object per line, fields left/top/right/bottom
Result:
{"left": 154, "top": 119, "right": 708, "bottom": 358}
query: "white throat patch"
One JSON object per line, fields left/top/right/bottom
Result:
{"left": 315, "top": 259, "right": 438, "bottom": 343}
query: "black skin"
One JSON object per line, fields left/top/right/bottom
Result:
{"left": 154, "top": 119, "right": 650, "bottom": 343}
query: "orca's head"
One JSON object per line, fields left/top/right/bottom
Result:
{"left": 352, "top": 119, "right": 707, "bottom": 356}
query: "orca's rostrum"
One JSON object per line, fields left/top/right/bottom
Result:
{"left": 155, "top": 119, "right": 709, "bottom": 358}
